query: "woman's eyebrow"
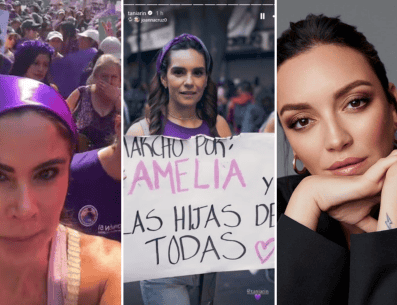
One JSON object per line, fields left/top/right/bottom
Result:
{"left": 279, "top": 80, "right": 374, "bottom": 116}
{"left": 170, "top": 66, "right": 186, "bottom": 71}
{"left": 279, "top": 103, "right": 312, "bottom": 116}
{"left": 33, "top": 159, "right": 67, "bottom": 171}
{"left": 334, "top": 80, "right": 373, "bottom": 100}
{"left": 0, "top": 163, "right": 14, "bottom": 173}
{"left": 170, "top": 66, "right": 205, "bottom": 70}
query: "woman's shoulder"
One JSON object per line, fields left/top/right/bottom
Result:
{"left": 66, "top": 87, "right": 84, "bottom": 112}
{"left": 78, "top": 234, "right": 121, "bottom": 304}
{"left": 80, "top": 233, "right": 120, "bottom": 269}
{"left": 126, "top": 118, "right": 149, "bottom": 136}
{"left": 216, "top": 115, "right": 232, "bottom": 137}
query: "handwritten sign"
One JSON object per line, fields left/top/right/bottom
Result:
{"left": 123, "top": 134, "right": 274, "bottom": 282}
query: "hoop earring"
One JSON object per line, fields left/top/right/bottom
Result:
{"left": 293, "top": 155, "right": 307, "bottom": 175}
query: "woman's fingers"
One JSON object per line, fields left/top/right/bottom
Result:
{"left": 362, "top": 150, "right": 397, "bottom": 185}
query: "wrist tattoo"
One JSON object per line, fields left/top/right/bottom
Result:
{"left": 385, "top": 213, "right": 393, "bottom": 230}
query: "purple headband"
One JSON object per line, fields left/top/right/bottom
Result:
{"left": 156, "top": 33, "right": 211, "bottom": 75}
{"left": 0, "top": 75, "right": 78, "bottom": 144}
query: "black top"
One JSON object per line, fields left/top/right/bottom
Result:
{"left": 278, "top": 175, "right": 397, "bottom": 305}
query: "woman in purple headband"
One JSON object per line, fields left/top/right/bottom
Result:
{"left": 127, "top": 33, "right": 231, "bottom": 139}
{"left": 0, "top": 75, "right": 120, "bottom": 304}
{"left": 128, "top": 33, "right": 231, "bottom": 305}
{"left": 10, "top": 40, "right": 55, "bottom": 87}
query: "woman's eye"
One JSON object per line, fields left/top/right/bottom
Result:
{"left": 290, "top": 118, "right": 311, "bottom": 130}
{"left": 346, "top": 98, "right": 369, "bottom": 109}
{"left": 0, "top": 172, "right": 8, "bottom": 182}
{"left": 36, "top": 168, "right": 59, "bottom": 181}
{"left": 194, "top": 70, "right": 204, "bottom": 76}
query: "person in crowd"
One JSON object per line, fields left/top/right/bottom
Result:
{"left": 228, "top": 81, "right": 254, "bottom": 134}
{"left": 4, "top": 26, "right": 19, "bottom": 62}
{"left": 127, "top": 33, "right": 231, "bottom": 139}
{"left": 54, "top": 8, "right": 66, "bottom": 29}
{"left": 12, "top": 1, "right": 22, "bottom": 16}
{"left": 99, "top": 35, "right": 120, "bottom": 60}
{"left": 277, "top": 14, "right": 397, "bottom": 304}
{"left": 77, "top": 28, "right": 99, "bottom": 51}
{"left": 76, "top": 10, "right": 87, "bottom": 32}
{"left": 10, "top": 40, "right": 54, "bottom": 86}
{"left": 241, "top": 95, "right": 272, "bottom": 132}
{"left": 0, "top": 75, "right": 120, "bottom": 304}
{"left": 30, "top": 2, "right": 42, "bottom": 14}
{"left": 66, "top": 54, "right": 121, "bottom": 151}
{"left": 126, "top": 33, "right": 231, "bottom": 305}
{"left": 21, "top": 19, "right": 40, "bottom": 40}
{"left": 78, "top": 35, "right": 120, "bottom": 86}
{"left": 65, "top": 113, "right": 121, "bottom": 242}
{"left": 39, "top": 14, "right": 53, "bottom": 41}
{"left": 46, "top": 30, "right": 64, "bottom": 60}
{"left": 83, "top": 7, "right": 92, "bottom": 25}
{"left": 0, "top": 0, "right": 6, "bottom": 11}
{"left": 10, "top": 17, "right": 22, "bottom": 35}
{"left": 58, "top": 20, "right": 78, "bottom": 55}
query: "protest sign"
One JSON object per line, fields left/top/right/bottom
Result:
{"left": 123, "top": 133, "right": 275, "bottom": 282}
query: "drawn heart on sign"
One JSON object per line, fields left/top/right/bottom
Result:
{"left": 255, "top": 238, "right": 275, "bottom": 264}
{"left": 255, "top": 294, "right": 261, "bottom": 301}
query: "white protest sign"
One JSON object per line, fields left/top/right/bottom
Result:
{"left": 123, "top": 133, "right": 275, "bottom": 282}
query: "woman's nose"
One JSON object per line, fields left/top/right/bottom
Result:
{"left": 38, "top": 65, "right": 46, "bottom": 73}
{"left": 324, "top": 118, "right": 353, "bottom": 152}
{"left": 184, "top": 74, "right": 194, "bottom": 87}
{"left": 6, "top": 184, "right": 38, "bottom": 220}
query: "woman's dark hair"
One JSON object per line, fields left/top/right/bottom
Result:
{"left": 10, "top": 40, "right": 54, "bottom": 85}
{"left": 148, "top": 38, "right": 219, "bottom": 137}
{"left": 278, "top": 14, "right": 397, "bottom": 111}
{"left": 59, "top": 21, "right": 76, "bottom": 40}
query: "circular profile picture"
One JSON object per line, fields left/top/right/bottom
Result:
{"left": 134, "top": 17, "right": 140, "bottom": 23}
{"left": 78, "top": 205, "right": 99, "bottom": 227}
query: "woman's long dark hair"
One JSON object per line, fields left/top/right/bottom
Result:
{"left": 10, "top": 40, "right": 54, "bottom": 85}
{"left": 148, "top": 38, "right": 219, "bottom": 137}
{"left": 278, "top": 14, "right": 397, "bottom": 111}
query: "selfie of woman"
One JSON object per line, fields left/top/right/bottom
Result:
{"left": 0, "top": 76, "right": 120, "bottom": 304}
{"left": 277, "top": 2, "right": 397, "bottom": 304}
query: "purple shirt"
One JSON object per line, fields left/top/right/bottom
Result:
{"left": 65, "top": 149, "right": 121, "bottom": 242}
{"left": 163, "top": 119, "right": 211, "bottom": 139}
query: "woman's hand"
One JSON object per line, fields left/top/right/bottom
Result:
{"left": 377, "top": 156, "right": 397, "bottom": 231}
{"left": 97, "top": 80, "right": 121, "bottom": 111}
{"left": 285, "top": 150, "right": 397, "bottom": 231}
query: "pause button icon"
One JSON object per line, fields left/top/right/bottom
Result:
{"left": 260, "top": 13, "right": 265, "bottom": 20}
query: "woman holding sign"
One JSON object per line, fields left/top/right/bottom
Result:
{"left": 127, "top": 33, "right": 231, "bottom": 304}
{"left": 277, "top": 14, "right": 397, "bottom": 304}
{"left": 0, "top": 75, "right": 120, "bottom": 304}
{"left": 127, "top": 33, "right": 232, "bottom": 139}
